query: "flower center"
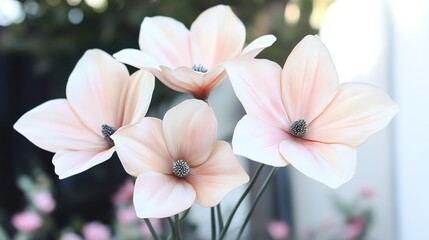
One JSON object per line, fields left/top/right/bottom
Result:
{"left": 101, "top": 124, "right": 116, "bottom": 145}
{"left": 172, "top": 160, "right": 190, "bottom": 178}
{"left": 289, "top": 119, "right": 307, "bottom": 138}
{"left": 192, "top": 64, "right": 208, "bottom": 73}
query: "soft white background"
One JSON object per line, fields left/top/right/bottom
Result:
{"left": 290, "top": 0, "right": 429, "bottom": 239}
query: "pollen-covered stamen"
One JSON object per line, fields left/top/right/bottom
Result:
{"left": 172, "top": 160, "right": 190, "bottom": 178}
{"left": 192, "top": 64, "right": 208, "bottom": 73}
{"left": 289, "top": 119, "right": 307, "bottom": 138}
{"left": 101, "top": 124, "right": 116, "bottom": 145}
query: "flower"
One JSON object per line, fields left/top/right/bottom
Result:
{"left": 82, "top": 221, "right": 111, "bottom": 240}
{"left": 114, "top": 4, "right": 276, "bottom": 100}
{"left": 14, "top": 49, "right": 155, "bottom": 179}
{"left": 59, "top": 232, "right": 83, "bottom": 240}
{"left": 11, "top": 211, "right": 42, "bottom": 233}
{"left": 343, "top": 217, "right": 365, "bottom": 240}
{"left": 111, "top": 99, "right": 249, "bottom": 218}
{"left": 225, "top": 35, "right": 398, "bottom": 188}
{"left": 267, "top": 221, "right": 290, "bottom": 240}
{"left": 32, "top": 190, "right": 56, "bottom": 213}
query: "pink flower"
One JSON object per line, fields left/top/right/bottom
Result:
{"left": 12, "top": 211, "right": 42, "bottom": 233}
{"left": 112, "top": 99, "right": 249, "bottom": 218}
{"left": 116, "top": 206, "right": 137, "bottom": 225}
{"left": 114, "top": 4, "right": 276, "bottom": 100}
{"left": 344, "top": 217, "right": 365, "bottom": 240}
{"left": 112, "top": 178, "right": 134, "bottom": 205}
{"left": 32, "top": 190, "right": 56, "bottom": 213}
{"left": 226, "top": 35, "right": 398, "bottom": 188}
{"left": 14, "top": 49, "right": 155, "bottom": 179}
{"left": 82, "top": 221, "right": 111, "bottom": 240}
{"left": 359, "top": 185, "right": 374, "bottom": 199}
{"left": 267, "top": 221, "right": 290, "bottom": 240}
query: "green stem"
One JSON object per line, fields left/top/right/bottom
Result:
{"left": 216, "top": 204, "right": 224, "bottom": 232}
{"left": 180, "top": 207, "right": 191, "bottom": 221}
{"left": 218, "top": 164, "right": 265, "bottom": 239}
{"left": 236, "top": 167, "right": 279, "bottom": 240}
{"left": 174, "top": 214, "right": 182, "bottom": 240}
{"left": 167, "top": 217, "right": 174, "bottom": 239}
{"left": 211, "top": 207, "right": 217, "bottom": 240}
{"left": 143, "top": 219, "right": 161, "bottom": 240}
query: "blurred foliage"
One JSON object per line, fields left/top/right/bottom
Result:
{"left": 1, "top": 0, "right": 322, "bottom": 236}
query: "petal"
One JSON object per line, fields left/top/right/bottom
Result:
{"left": 190, "top": 5, "right": 245, "bottom": 68}
{"left": 232, "top": 115, "right": 289, "bottom": 167}
{"left": 305, "top": 83, "right": 399, "bottom": 146}
{"left": 163, "top": 99, "right": 217, "bottom": 166}
{"left": 226, "top": 59, "right": 289, "bottom": 128}
{"left": 111, "top": 118, "right": 172, "bottom": 176}
{"left": 139, "top": 16, "right": 191, "bottom": 68}
{"left": 159, "top": 65, "right": 225, "bottom": 99}
{"left": 66, "top": 49, "right": 129, "bottom": 132}
{"left": 120, "top": 70, "right": 155, "bottom": 125}
{"left": 53, "top": 147, "right": 115, "bottom": 179}
{"left": 281, "top": 35, "right": 339, "bottom": 123}
{"left": 239, "top": 34, "right": 277, "bottom": 59}
{"left": 113, "top": 48, "right": 161, "bottom": 70}
{"left": 187, "top": 141, "right": 249, "bottom": 207}
{"left": 133, "top": 172, "right": 195, "bottom": 218}
{"left": 14, "top": 99, "right": 105, "bottom": 152}
{"left": 279, "top": 139, "right": 356, "bottom": 188}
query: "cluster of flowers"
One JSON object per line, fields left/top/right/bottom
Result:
{"left": 14, "top": 4, "right": 398, "bottom": 239}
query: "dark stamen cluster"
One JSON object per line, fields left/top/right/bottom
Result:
{"left": 192, "top": 64, "right": 208, "bottom": 73}
{"left": 101, "top": 124, "right": 117, "bottom": 145}
{"left": 172, "top": 160, "right": 190, "bottom": 178}
{"left": 289, "top": 119, "right": 307, "bottom": 138}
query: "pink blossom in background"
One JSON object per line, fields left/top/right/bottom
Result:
{"left": 112, "top": 178, "right": 134, "bottom": 205}
{"left": 112, "top": 99, "right": 249, "bottom": 218}
{"left": 82, "top": 221, "right": 111, "bottom": 240}
{"left": 359, "top": 186, "right": 374, "bottom": 199}
{"left": 344, "top": 217, "right": 365, "bottom": 240}
{"left": 267, "top": 221, "right": 290, "bottom": 240}
{"left": 14, "top": 49, "right": 155, "bottom": 179}
{"left": 11, "top": 211, "right": 42, "bottom": 233}
{"left": 226, "top": 35, "right": 399, "bottom": 188}
{"left": 59, "top": 232, "right": 83, "bottom": 240}
{"left": 32, "top": 190, "right": 56, "bottom": 213}
{"left": 116, "top": 206, "right": 138, "bottom": 225}
{"left": 114, "top": 4, "right": 276, "bottom": 100}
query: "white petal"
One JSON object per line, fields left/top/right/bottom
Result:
{"left": 306, "top": 83, "right": 399, "bottom": 146}
{"left": 279, "top": 139, "right": 356, "bottom": 188}
{"left": 232, "top": 115, "right": 289, "bottom": 167}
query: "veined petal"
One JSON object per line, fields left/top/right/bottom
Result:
{"left": 111, "top": 118, "right": 172, "bottom": 176}
{"left": 66, "top": 49, "right": 129, "bottom": 132}
{"left": 187, "top": 141, "right": 249, "bottom": 207}
{"left": 232, "top": 115, "right": 289, "bottom": 167}
{"left": 159, "top": 65, "right": 225, "bottom": 99}
{"left": 113, "top": 48, "right": 161, "bottom": 70}
{"left": 306, "top": 83, "right": 399, "bottom": 146}
{"left": 239, "top": 34, "right": 277, "bottom": 59}
{"left": 279, "top": 139, "right": 356, "bottom": 188}
{"left": 281, "top": 35, "right": 338, "bottom": 124}
{"left": 53, "top": 147, "right": 115, "bottom": 179}
{"left": 14, "top": 99, "right": 105, "bottom": 152}
{"left": 190, "top": 5, "right": 245, "bottom": 69}
{"left": 133, "top": 172, "right": 195, "bottom": 218}
{"left": 139, "top": 16, "right": 191, "bottom": 68}
{"left": 226, "top": 59, "right": 289, "bottom": 128}
{"left": 120, "top": 70, "right": 155, "bottom": 125}
{"left": 159, "top": 66, "right": 206, "bottom": 94}
{"left": 163, "top": 100, "right": 217, "bottom": 166}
